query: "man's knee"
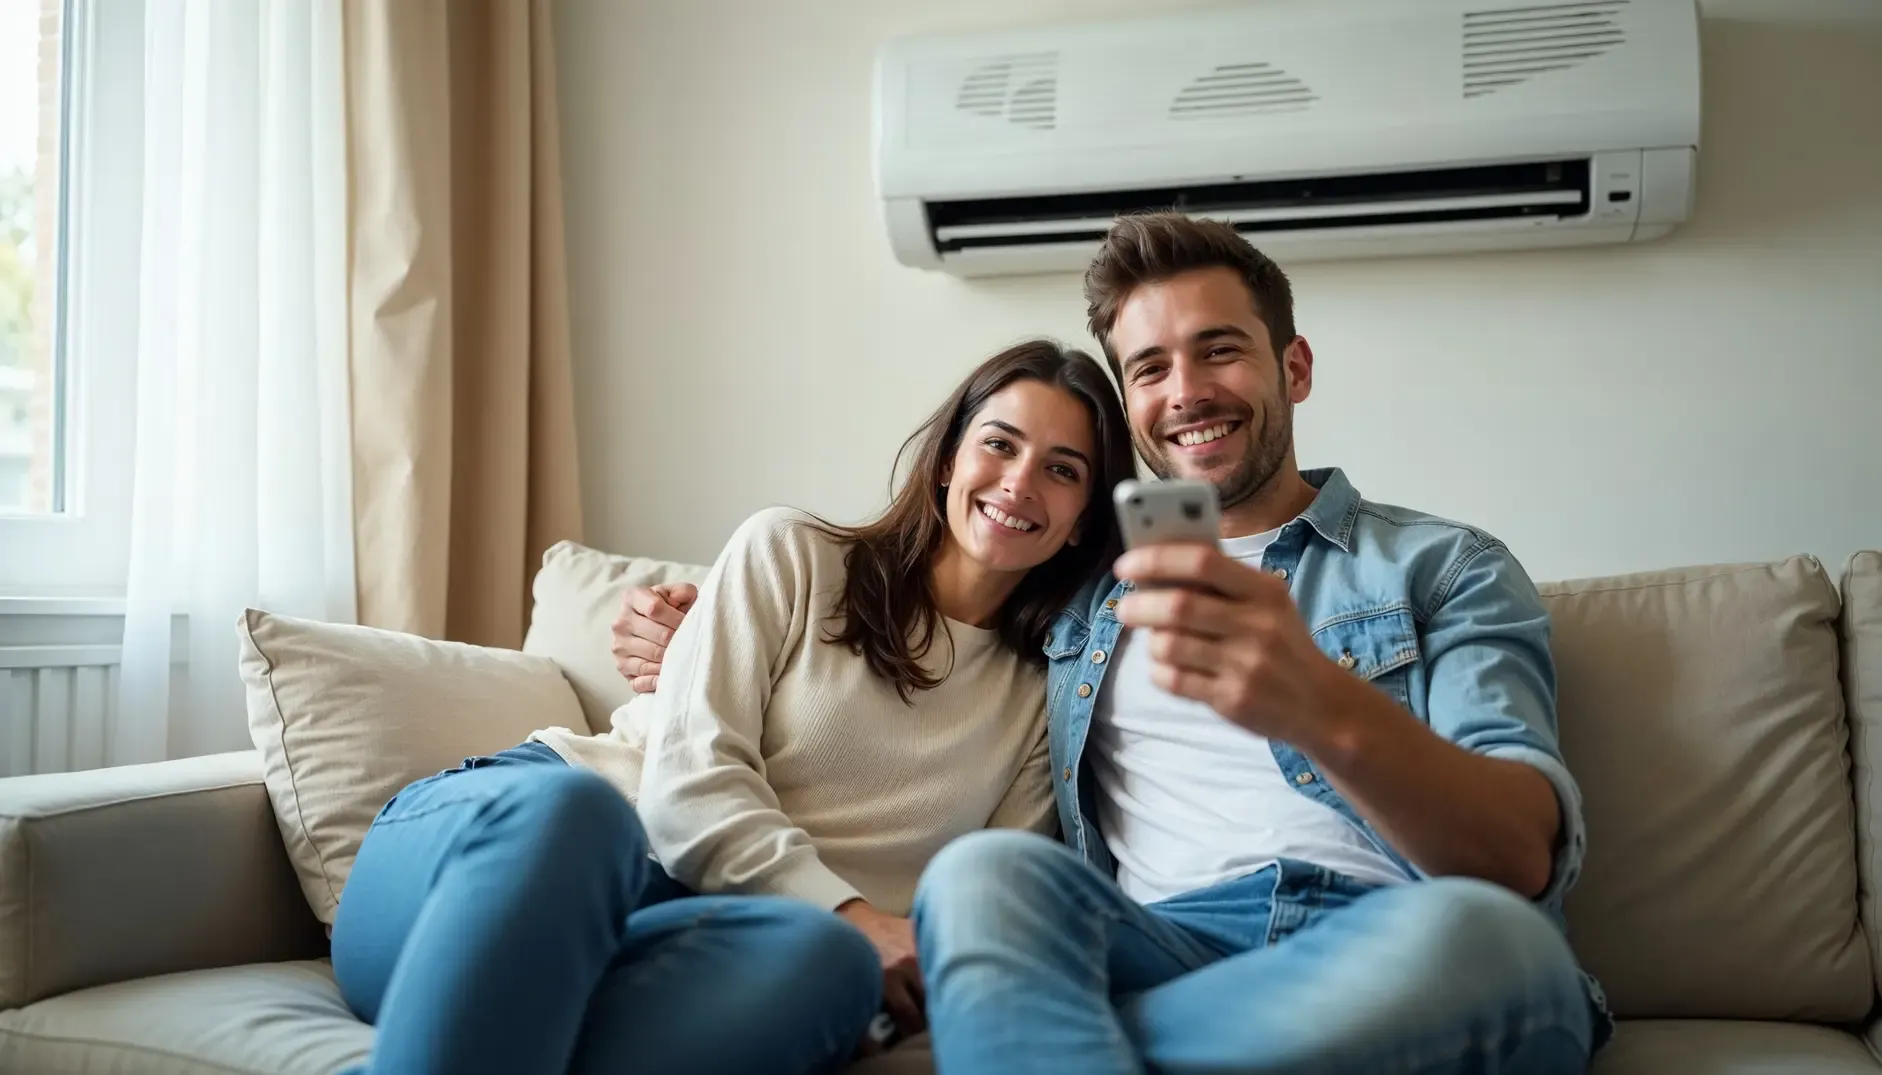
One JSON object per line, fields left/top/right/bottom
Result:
{"left": 1418, "top": 879, "right": 1564, "bottom": 951}
{"left": 1400, "top": 879, "right": 1584, "bottom": 1004}
{"left": 916, "top": 829, "right": 1072, "bottom": 912}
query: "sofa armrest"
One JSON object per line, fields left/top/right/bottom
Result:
{"left": 0, "top": 750, "right": 326, "bottom": 1010}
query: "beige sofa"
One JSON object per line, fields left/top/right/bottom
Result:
{"left": 0, "top": 546, "right": 1878, "bottom": 1074}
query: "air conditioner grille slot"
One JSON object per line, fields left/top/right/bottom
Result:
{"left": 925, "top": 158, "right": 1591, "bottom": 253}
{"left": 954, "top": 52, "right": 1058, "bottom": 129}
{"left": 1462, "top": 0, "right": 1628, "bottom": 97}
{"left": 1171, "top": 62, "right": 1317, "bottom": 119}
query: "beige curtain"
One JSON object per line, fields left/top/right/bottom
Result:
{"left": 344, "top": 0, "right": 583, "bottom": 648}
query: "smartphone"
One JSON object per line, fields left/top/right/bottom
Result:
{"left": 1114, "top": 479, "right": 1222, "bottom": 550}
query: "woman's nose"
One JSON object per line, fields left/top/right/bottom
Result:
{"left": 1002, "top": 463, "right": 1038, "bottom": 500}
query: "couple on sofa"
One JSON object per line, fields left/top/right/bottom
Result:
{"left": 331, "top": 213, "right": 1608, "bottom": 1075}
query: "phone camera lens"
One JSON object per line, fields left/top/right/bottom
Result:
{"left": 1128, "top": 496, "right": 1143, "bottom": 507}
{"left": 1182, "top": 502, "right": 1203, "bottom": 521}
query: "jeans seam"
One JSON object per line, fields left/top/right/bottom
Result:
{"left": 1052, "top": 872, "right": 1151, "bottom": 1062}
{"left": 372, "top": 795, "right": 490, "bottom": 825}
{"left": 612, "top": 906, "right": 726, "bottom": 981}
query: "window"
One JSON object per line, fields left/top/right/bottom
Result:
{"left": 0, "top": 0, "right": 139, "bottom": 593}
{"left": 0, "top": 0, "right": 62, "bottom": 515}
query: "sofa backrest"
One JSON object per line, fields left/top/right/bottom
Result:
{"left": 525, "top": 540, "right": 1882, "bottom": 1021}
{"left": 1542, "top": 557, "right": 1871, "bottom": 1021}
{"left": 1841, "top": 551, "right": 1882, "bottom": 1016}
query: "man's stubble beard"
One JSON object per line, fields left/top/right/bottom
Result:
{"left": 1135, "top": 393, "right": 1293, "bottom": 513}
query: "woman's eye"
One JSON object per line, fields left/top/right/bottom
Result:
{"left": 1050, "top": 464, "right": 1081, "bottom": 481}
{"left": 985, "top": 437, "right": 1013, "bottom": 453}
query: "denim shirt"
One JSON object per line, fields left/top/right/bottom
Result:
{"left": 1043, "top": 468, "right": 1589, "bottom": 927}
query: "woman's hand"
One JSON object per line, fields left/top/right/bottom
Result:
{"left": 836, "top": 899, "right": 926, "bottom": 1038}
{"left": 612, "top": 583, "right": 697, "bottom": 692}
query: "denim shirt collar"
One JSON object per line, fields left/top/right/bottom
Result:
{"left": 1293, "top": 467, "right": 1361, "bottom": 554}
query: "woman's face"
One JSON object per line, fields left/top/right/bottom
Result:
{"left": 941, "top": 379, "right": 1097, "bottom": 578}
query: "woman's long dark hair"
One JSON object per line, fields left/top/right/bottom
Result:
{"left": 812, "top": 340, "right": 1135, "bottom": 702}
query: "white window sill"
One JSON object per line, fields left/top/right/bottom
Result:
{"left": 0, "top": 595, "right": 127, "bottom": 617}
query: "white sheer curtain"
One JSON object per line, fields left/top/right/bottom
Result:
{"left": 115, "top": 0, "right": 353, "bottom": 765}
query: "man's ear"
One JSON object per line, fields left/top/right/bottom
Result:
{"left": 1283, "top": 335, "right": 1314, "bottom": 404}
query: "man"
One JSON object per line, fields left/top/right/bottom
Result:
{"left": 613, "top": 213, "right": 1604, "bottom": 1074}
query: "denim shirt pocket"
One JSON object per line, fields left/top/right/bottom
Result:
{"left": 1311, "top": 604, "right": 1421, "bottom": 710}
{"left": 1043, "top": 611, "right": 1088, "bottom": 660}
{"left": 1043, "top": 611, "right": 1090, "bottom": 705}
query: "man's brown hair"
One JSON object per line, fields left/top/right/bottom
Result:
{"left": 1083, "top": 212, "right": 1296, "bottom": 384}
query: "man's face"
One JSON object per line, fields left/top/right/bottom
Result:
{"left": 1110, "top": 267, "right": 1311, "bottom": 511}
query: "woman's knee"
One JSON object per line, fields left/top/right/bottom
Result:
{"left": 478, "top": 766, "right": 649, "bottom": 874}
{"left": 740, "top": 899, "right": 883, "bottom": 1012}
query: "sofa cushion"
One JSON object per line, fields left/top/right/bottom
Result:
{"left": 239, "top": 609, "right": 587, "bottom": 925}
{"left": 0, "top": 960, "right": 370, "bottom": 1074}
{"left": 1843, "top": 551, "right": 1882, "bottom": 1008}
{"left": 1542, "top": 559, "right": 1870, "bottom": 1020}
{"left": 1590, "top": 1020, "right": 1880, "bottom": 1074}
{"left": 0, "top": 957, "right": 935, "bottom": 1075}
{"left": 0, "top": 752, "right": 324, "bottom": 1011}
{"left": 522, "top": 539, "right": 710, "bottom": 734}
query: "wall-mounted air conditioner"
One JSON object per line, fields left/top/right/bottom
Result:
{"left": 874, "top": 0, "right": 1701, "bottom": 276}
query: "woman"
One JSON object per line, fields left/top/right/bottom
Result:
{"left": 331, "top": 340, "right": 1135, "bottom": 1075}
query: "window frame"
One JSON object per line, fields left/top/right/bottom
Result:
{"left": 0, "top": 0, "right": 141, "bottom": 595}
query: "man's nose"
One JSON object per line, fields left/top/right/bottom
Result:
{"left": 1166, "top": 357, "right": 1212, "bottom": 410}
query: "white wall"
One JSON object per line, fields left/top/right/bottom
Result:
{"left": 555, "top": 0, "right": 1882, "bottom": 584}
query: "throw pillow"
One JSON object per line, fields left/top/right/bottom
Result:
{"left": 238, "top": 608, "right": 586, "bottom": 926}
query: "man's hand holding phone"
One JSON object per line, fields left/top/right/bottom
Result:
{"left": 1111, "top": 480, "right": 1344, "bottom": 745}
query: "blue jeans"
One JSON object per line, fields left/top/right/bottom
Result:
{"left": 913, "top": 830, "right": 1597, "bottom": 1075}
{"left": 331, "top": 742, "right": 882, "bottom": 1075}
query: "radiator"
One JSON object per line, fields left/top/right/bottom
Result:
{"left": 0, "top": 646, "right": 121, "bottom": 776}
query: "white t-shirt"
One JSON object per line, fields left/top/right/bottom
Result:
{"left": 1088, "top": 528, "right": 1411, "bottom": 903}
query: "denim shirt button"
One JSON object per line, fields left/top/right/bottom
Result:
{"left": 1077, "top": 683, "right": 1092, "bottom": 698}
{"left": 1062, "top": 767, "right": 1073, "bottom": 782}
{"left": 1271, "top": 567, "right": 1289, "bottom": 581}
{"left": 1104, "top": 598, "right": 1118, "bottom": 609}
{"left": 1091, "top": 650, "right": 1107, "bottom": 664}
{"left": 1295, "top": 771, "right": 1317, "bottom": 785}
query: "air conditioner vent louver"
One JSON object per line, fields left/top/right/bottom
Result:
{"left": 1170, "top": 62, "right": 1317, "bottom": 119}
{"left": 1462, "top": 0, "right": 1629, "bottom": 98}
{"left": 955, "top": 52, "right": 1058, "bottom": 130}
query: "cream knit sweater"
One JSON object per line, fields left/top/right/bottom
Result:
{"left": 535, "top": 508, "right": 1055, "bottom": 916}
